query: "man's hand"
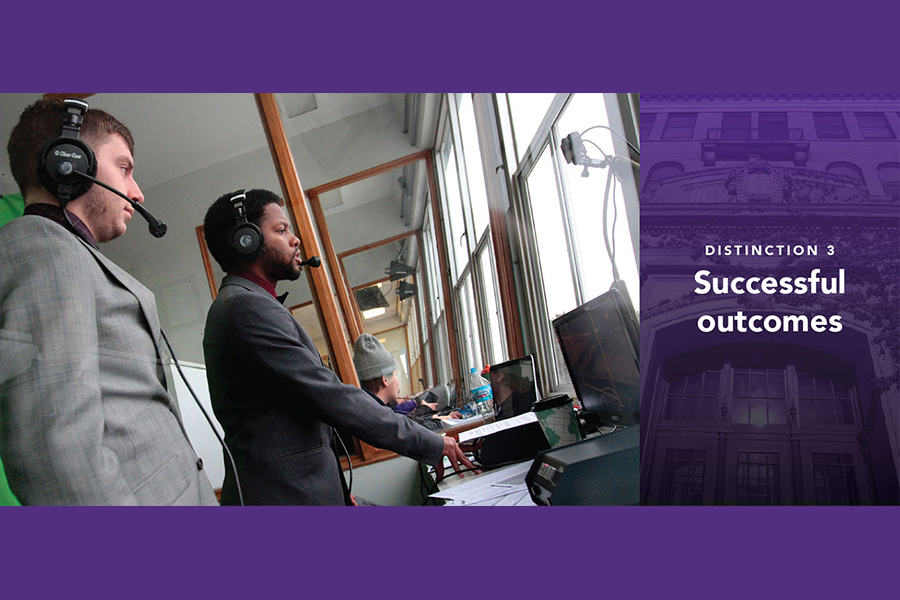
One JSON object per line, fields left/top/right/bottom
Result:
{"left": 436, "top": 411, "right": 463, "bottom": 420}
{"left": 434, "top": 436, "right": 480, "bottom": 481}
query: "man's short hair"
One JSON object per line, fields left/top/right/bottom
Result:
{"left": 204, "top": 188, "right": 282, "bottom": 272}
{"left": 7, "top": 98, "right": 135, "bottom": 199}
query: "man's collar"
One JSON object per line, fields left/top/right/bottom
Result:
{"left": 228, "top": 272, "right": 289, "bottom": 304}
{"left": 230, "top": 271, "right": 277, "bottom": 298}
{"left": 24, "top": 203, "right": 98, "bottom": 249}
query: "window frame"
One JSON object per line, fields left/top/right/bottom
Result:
{"left": 813, "top": 112, "right": 850, "bottom": 139}
{"left": 855, "top": 112, "right": 896, "bottom": 140}
{"left": 662, "top": 112, "right": 698, "bottom": 140}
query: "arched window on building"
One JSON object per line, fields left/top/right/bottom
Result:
{"left": 877, "top": 163, "right": 899, "bottom": 202}
{"left": 642, "top": 161, "right": 685, "bottom": 194}
{"left": 647, "top": 343, "right": 867, "bottom": 506}
{"left": 826, "top": 161, "right": 864, "bottom": 182}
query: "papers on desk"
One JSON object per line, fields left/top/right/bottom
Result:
{"left": 458, "top": 411, "right": 538, "bottom": 443}
{"left": 440, "top": 414, "right": 487, "bottom": 428}
{"left": 430, "top": 461, "right": 535, "bottom": 506}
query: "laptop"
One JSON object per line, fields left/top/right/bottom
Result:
{"left": 489, "top": 355, "right": 541, "bottom": 420}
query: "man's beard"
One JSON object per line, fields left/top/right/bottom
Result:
{"left": 80, "top": 187, "right": 115, "bottom": 242}
{"left": 263, "top": 244, "right": 301, "bottom": 281}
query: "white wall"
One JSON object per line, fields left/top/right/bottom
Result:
{"left": 163, "top": 361, "right": 226, "bottom": 489}
{"left": 103, "top": 102, "right": 419, "bottom": 364}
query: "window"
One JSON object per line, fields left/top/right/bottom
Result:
{"left": 557, "top": 93, "right": 639, "bottom": 305}
{"left": 813, "top": 112, "right": 849, "bottom": 139}
{"left": 855, "top": 112, "right": 896, "bottom": 139}
{"left": 478, "top": 241, "right": 506, "bottom": 364}
{"left": 438, "top": 126, "right": 469, "bottom": 281}
{"left": 422, "top": 210, "right": 442, "bottom": 316}
{"left": 640, "top": 113, "right": 656, "bottom": 140}
{"left": 662, "top": 112, "right": 697, "bottom": 139}
{"left": 421, "top": 200, "right": 451, "bottom": 386}
{"left": 736, "top": 452, "right": 780, "bottom": 505}
{"left": 507, "top": 94, "right": 557, "bottom": 163}
{"left": 826, "top": 162, "right": 864, "bottom": 181}
{"left": 457, "top": 94, "right": 490, "bottom": 241}
{"left": 660, "top": 347, "right": 858, "bottom": 431}
{"left": 663, "top": 371, "right": 720, "bottom": 423}
{"left": 456, "top": 271, "right": 483, "bottom": 372}
{"left": 721, "top": 112, "right": 751, "bottom": 140}
{"left": 511, "top": 94, "right": 639, "bottom": 391}
{"left": 877, "top": 163, "right": 899, "bottom": 201}
{"left": 759, "top": 112, "right": 789, "bottom": 140}
{"left": 659, "top": 449, "right": 706, "bottom": 505}
{"left": 812, "top": 453, "right": 859, "bottom": 505}
{"left": 798, "top": 373, "right": 855, "bottom": 427}
{"left": 526, "top": 145, "right": 577, "bottom": 322}
{"left": 732, "top": 369, "right": 787, "bottom": 425}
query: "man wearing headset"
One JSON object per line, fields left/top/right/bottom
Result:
{"left": 0, "top": 98, "right": 218, "bottom": 506}
{"left": 202, "top": 189, "right": 476, "bottom": 505}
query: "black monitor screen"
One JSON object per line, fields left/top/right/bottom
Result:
{"left": 490, "top": 355, "right": 539, "bottom": 420}
{"left": 553, "top": 287, "right": 639, "bottom": 426}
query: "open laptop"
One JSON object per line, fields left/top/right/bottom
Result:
{"left": 489, "top": 355, "right": 541, "bottom": 420}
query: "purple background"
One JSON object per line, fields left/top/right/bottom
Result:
{"left": 3, "top": 1, "right": 900, "bottom": 598}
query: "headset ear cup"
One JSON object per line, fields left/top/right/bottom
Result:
{"left": 230, "top": 222, "right": 263, "bottom": 256}
{"left": 38, "top": 137, "right": 96, "bottom": 201}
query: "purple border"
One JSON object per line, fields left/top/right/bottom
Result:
{"left": 0, "top": 3, "right": 897, "bottom": 92}
{"left": 3, "top": 507, "right": 898, "bottom": 596}
{"left": 3, "top": 3, "right": 900, "bottom": 598}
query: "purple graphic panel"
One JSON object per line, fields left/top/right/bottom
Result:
{"left": 639, "top": 94, "right": 900, "bottom": 505}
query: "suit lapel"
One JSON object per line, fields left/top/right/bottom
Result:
{"left": 222, "top": 275, "right": 323, "bottom": 365}
{"left": 79, "top": 239, "right": 162, "bottom": 345}
{"left": 76, "top": 238, "right": 185, "bottom": 423}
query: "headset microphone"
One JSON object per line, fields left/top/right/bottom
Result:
{"left": 74, "top": 170, "right": 168, "bottom": 237}
{"left": 300, "top": 256, "right": 321, "bottom": 268}
{"left": 41, "top": 99, "right": 167, "bottom": 238}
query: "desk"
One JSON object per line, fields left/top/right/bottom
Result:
{"left": 431, "top": 460, "right": 536, "bottom": 506}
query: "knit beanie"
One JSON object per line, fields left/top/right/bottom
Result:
{"left": 353, "top": 333, "right": 398, "bottom": 381}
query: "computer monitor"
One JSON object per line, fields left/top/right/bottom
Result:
{"left": 489, "top": 355, "right": 540, "bottom": 420}
{"left": 552, "top": 283, "right": 639, "bottom": 427}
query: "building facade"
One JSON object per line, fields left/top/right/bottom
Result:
{"left": 639, "top": 94, "right": 899, "bottom": 505}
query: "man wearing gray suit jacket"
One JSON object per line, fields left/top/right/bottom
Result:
{"left": 0, "top": 99, "right": 217, "bottom": 506}
{"left": 202, "top": 189, "right": 476, "bottom": 505}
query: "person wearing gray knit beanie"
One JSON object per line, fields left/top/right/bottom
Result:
{"left": 353, "top": 334, "right": 417, "bottom": 413}
{"left": 353, "top": 333, "right": 398, "bottom": 381}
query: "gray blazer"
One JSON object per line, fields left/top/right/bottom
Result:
{"left": 203, "top": 275, "right": 444, "bottom": 505}
{"left": 0, "top": 216, "right": 218, "bottom": 506}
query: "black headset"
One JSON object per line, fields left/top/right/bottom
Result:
{"left": 229, "top": 189, "right": 263, "bottom": 256}
{"left": 38, "top": 99, "right": 97, "bottom": 207}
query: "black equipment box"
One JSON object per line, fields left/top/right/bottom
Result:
{"left": 526, "top": 427, "right": 639, "bottom": 505}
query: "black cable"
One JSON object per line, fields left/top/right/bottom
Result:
{"left": 419, "top": 462, "right": 441, "bottom": 505}
{"left": 160, "top": 328, "right": 244, "bottom": 507}
{"left": 581, "top": 124, "right": 640, "bottom": 156}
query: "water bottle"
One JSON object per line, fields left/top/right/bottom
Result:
{"left": 469, "top": 367, "right": 493, "bottom": 416}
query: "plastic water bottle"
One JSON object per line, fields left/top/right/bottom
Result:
{"left": 469, "top": 367, "right": 493, "bottom": 416}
